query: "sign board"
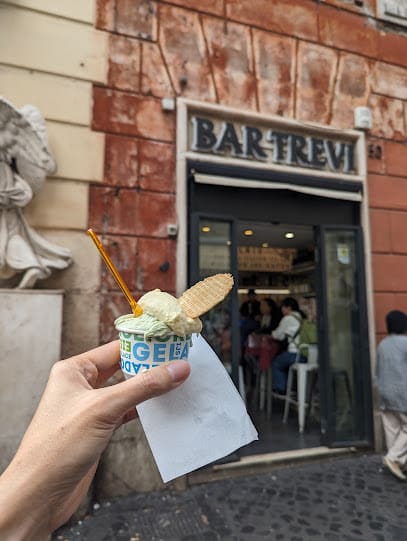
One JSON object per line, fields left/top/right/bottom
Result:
{"left": 377, "top": 0, "right": 407, "bottom": 27}
{"left": 190, "top": 115, "right": 357, "bottom": 175}
{"left": 238, "top": 247, "right": 296, "bottom": 272}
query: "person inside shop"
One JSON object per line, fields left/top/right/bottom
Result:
{"left": 271, "top": 297, "right": 305, "bottom": 395}
{"left": 240, "top": 288, "right": 261, "bottom": 321}
{"left": 243, "top": 297, "right": 283, "bottom": 387}
{"left": 239, "top": 289, "right": 261, "bottom": 369}
{"left": 376, "top": 310, "right": 407, "bottom": 481}
{"left": 0, "top": 341, "right": 190, "bottom": 539}
{"left": 244, "top": 297, "right": 281, "bottom": 358}
{"left": 255, "top": 297, "right": 281, "bottom": 334}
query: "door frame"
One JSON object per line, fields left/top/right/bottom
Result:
{"left": 176, "top": 98, "right": 378, "bottom": 446}
{"left": 189, "top": 213, "right": 240, "bottom": 386}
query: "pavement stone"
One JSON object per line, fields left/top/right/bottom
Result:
{"left": 53, "top": 453, "right": 407, "bottom": 541}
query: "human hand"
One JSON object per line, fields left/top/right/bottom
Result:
{"left": 0, "top": 341, "right": 190, "bottom": 540}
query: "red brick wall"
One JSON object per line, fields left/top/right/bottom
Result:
{"left": 92, "top": 0, "right": 407, "bottom": 343}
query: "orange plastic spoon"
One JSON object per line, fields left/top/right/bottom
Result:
{"left": 87, "top": 229, "right": 143, "bottom": 317}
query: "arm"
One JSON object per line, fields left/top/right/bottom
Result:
{"left": 272, "top": 316, "right": 289, "bottom": 341}
{"left": 272, "top": 315, "right": 301, "bottom": 343}
{"left": 0, "top": 341, "right": 190, "bottom": 540}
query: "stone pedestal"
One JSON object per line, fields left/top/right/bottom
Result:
{"left": 96, "top": 419, "right": 164, "bottom": 498}
{"left": 0, "top": 289, "right": 63, "bottom": 473}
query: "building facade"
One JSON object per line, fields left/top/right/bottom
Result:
{"left": 2, "top": 0, "right": 407, "bottom": 498}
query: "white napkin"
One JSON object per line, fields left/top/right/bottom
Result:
{"left": 137, "top": 334, "right": 258, "bottom": 482}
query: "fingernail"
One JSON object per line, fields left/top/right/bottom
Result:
{"left": 166, "top": 361, "right": 188, "bottom": 383}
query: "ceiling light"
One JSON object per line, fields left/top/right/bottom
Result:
{"left": 284, "top": 232, "right": 295, "bottom": 239}
{"left": 243, "top": 229, "right": 254, "bottom": 236}
{"left": 226, "top": 240, "right": 232, "bottom": 246}
{"left": 201, "top": 226, "right": 211, "bottom": 233}
{"left": 262, "top": 242, "right": 269, "bottom": 248}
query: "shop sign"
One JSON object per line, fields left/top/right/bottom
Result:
{"left": 377, "top": 0, "right": 407, "bottom": 26}
{"left": 191, "top": 116, "right": 356, "bottom": 175}
{"left": 238, "top": 247, "right": 296, "bottom": 272}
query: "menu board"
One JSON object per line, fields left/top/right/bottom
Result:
{"left": 238, "top": 247, "right": 296, "bottom": 272}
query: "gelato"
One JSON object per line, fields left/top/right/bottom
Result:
{"left": 115, "top": 288, "right": 202, "bottom": 339}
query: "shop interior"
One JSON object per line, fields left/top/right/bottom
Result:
{"left": 199, "top": 220, "right": 322, "bottom": 455}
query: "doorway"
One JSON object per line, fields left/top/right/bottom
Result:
{"left": 237, "top": 220, "right": 319, "bottom": 454}
{"left": 197, "top": 218, "right": 321, "bottom": 454}
{"left": 189, "top": 177, "right": 374, "bottom": 455}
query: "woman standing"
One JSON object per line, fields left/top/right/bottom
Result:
{"left": 376, "top": 310, "right": 407, "bottom": 480}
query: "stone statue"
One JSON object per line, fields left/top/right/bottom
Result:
{"left": 0, "top": 97, "right": 72, "bottom": 288}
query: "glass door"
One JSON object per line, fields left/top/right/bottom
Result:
{"left": 189, "top": 215, "right": 240, "bottom": 387}
{"left": 316, "top": 226, "right": 373, "bottom": 447}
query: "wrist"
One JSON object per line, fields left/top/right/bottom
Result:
{"left": 0, "top": 458, "right": 51, "bottom": 540}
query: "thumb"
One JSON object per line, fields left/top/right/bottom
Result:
{"left": 97, "top": 361, "right": 190, "bottom": 420}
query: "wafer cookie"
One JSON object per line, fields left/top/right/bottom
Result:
{"left": 178, "top": 273, "right": 234, "bottom": 318}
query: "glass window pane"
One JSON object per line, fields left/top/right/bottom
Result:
{"left": 324, "top": 230, "right": 361, "bottom": 440}
{"left": 199, "top": 220, "right": 232, "bottom": 368}
{"left": 199, "top": 221, "right": 231, "bottom": 276}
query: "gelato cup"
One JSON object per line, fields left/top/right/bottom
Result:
{"left": 116, "top": 325, "right": 191, "bottom": 379}
{"left": 115, "top": 288, "right": 201, "bottom": 379}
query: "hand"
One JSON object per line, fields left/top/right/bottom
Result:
{"left": 0, "top": 341, "right": 190, "bottom": 540}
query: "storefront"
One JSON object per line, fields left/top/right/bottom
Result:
{"left": 176, "top": 99, "right": 375, "bottom": 455}
{"left": 6, "top": 0, "right": 407, "bottom": 498}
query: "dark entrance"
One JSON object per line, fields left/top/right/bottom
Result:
{"left": 188, "top": 163, "right": 373, "bottom": 454}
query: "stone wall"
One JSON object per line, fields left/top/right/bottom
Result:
{"left": 92, "top": 0, "right": 407, "bottom": 347}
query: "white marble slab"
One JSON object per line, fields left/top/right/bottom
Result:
{"left": 0, "top": 289, "right": 63, "bottom": 472}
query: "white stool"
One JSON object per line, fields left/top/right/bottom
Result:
{"left": 282, "top": 344, "right": 318, "bottom": 433}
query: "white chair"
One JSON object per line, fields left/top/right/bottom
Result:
{"left": 282, "top": 344, "right": 318, "bottom": 433}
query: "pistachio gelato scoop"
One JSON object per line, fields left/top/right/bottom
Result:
{"left": 114, "top": 289, "right": 202, "bottom": 339}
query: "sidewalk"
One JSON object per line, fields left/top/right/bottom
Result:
{"left": 53, "top": 453, "right": 407, "bottom": 541}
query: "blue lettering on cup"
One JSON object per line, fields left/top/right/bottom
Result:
{"left": 133, "top": 342, "right": 150, "bottom": 361}
{"left": 153, "top": 343, "right": 166, "bottom": 362}
{"left": 132, "top": 363, "right": 142, "bottom": 374}
{"left": 169, "top": 343, "right": 176, "bottom": 360}
{"left": 124, "top": 360, "right": 131, "bottom": 372}
{"left": 180, "top": 342, "right": 189, "bottom": 360}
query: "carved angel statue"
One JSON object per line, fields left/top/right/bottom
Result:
{"left": 0, "top": 97, "right": 72, "bottom": 288}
